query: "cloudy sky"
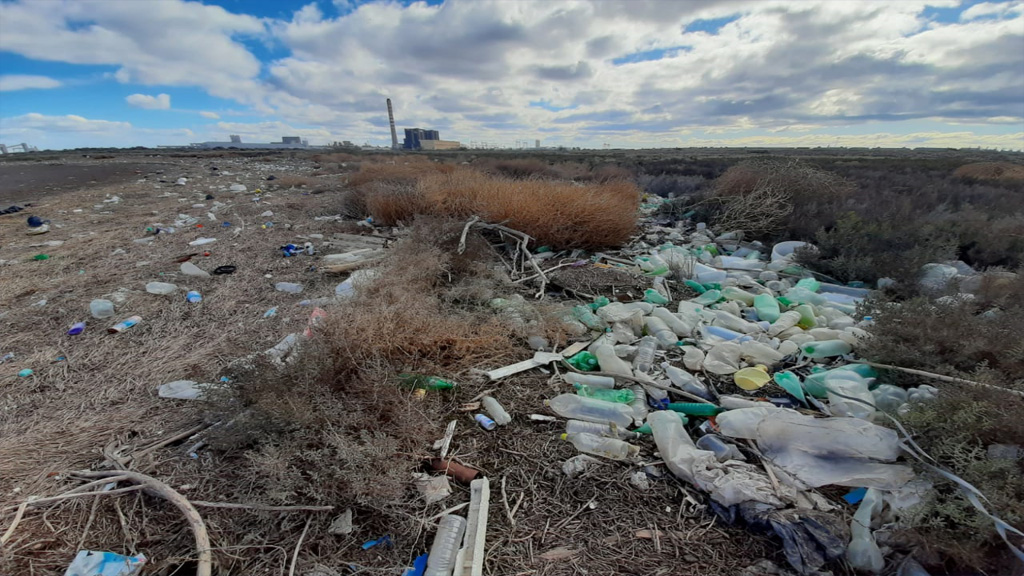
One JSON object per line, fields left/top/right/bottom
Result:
{"left": 0, "top": 0, "right": 1022, "bottom": 150}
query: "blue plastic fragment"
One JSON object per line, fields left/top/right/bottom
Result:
{"left": 361, "top": 535, "right": 392, "bottom": 550}
{"left": 843, "top": 487, "right": 868, "bottom": 505}
{"left": 402, "top": 553, "right": 429, "bottom": 576}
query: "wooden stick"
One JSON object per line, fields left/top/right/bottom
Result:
{"left": 851, "top": 360, "right": 1024, "bottom": 399}
{"left": 76, "top": 470, "right": 212, "bottom": 576}
{"left": 191, "top": 501, "right": 334, "bottom": 512}
{"left": 1, "top": 486, "right": 144, "bottom": 546}
{"left": 457, "top": 216, "right": 481, "bottom": 254}
{"left": 288, "top": 516, "right": 312, "bottom": 576}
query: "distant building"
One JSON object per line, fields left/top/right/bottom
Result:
{"left": 419, "top": 140, "right": 462, "bottom": 150}
{"left": 403, "top": 128, "right": 442, "bottom": 150}
{"left": 0, "top": 143, "right": 38, "bottom": 154}
{"left": 535, "top": 139, "right": 540, "bottom": 149}
{"left": 190, "top": 136, "right": 309, "bottom": 149}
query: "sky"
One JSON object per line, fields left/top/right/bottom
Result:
{"left": 0, "top": 0, "right": 1022, "bottom": 150}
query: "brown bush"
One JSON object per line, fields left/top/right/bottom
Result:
{"left": 374, "top": 167, "right": 641, "bottom": 249}
{"left": 364, "top": 181, "right": 431, "bottom": 225}
{"left": 953, "top": 161, "right": 1024, "bottom": 182}
{"left": 346, "top": 158, "right": 453, "bottom": 188}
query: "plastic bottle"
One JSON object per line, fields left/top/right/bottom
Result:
{"left": 753, "top": 294, "right": 781, "bottom": 323}
{"left": 700, "top": 324, "right": 746, "bottom": 342}
{"left": 800, "top": 339, "right": 852, "bottom": 358}
{"left": 628, "top": 384, "right": 649, "bottom": 422}
{"left": 275, "top": 282, "right": 303, "bottom": 294}
{"left": 767, "top": 310, "right": 801, "bottom": 336}
{"left": 682, "top": 346, "right": 705, "bottom": 371}
{"left": 721, "top": 286, "right": 756, "bottom": 305}
{"left": 567, "top": 351, "right": 599, "bottom": 371}
{"left": 67, "top": 322, "right": 86, "bottom": 336}
{"left": 563, "top": 372, "right": 615, "bottom": 389}
{"left": 592, "top": 344, "right": 632, "bottom": 377}
{"left": 574, "top": 384, "right": 635, "bottom": 404}
{"left": 871, "top": 384, "right": 907, "bottom": 413}
{"left": 572, "top": 305, "right": 607, "bottom": 331}
{"left": 186, "top": 290, "right": 202, "bottom": 303}
{"left": 826, "top": 374, "right": 876, "bottom": 420}
{"left": 651, "top": 306, "right": 694, "bottom": 337}
{"left": 545, "top": 394, "right": 635, "bottom": 428}
{"left": 773, "top": 371, "right": 806, "bottom": 404}
{"left": 644, "top": 317, "right": 678, "bottom": 348}
{"left": 632, "top": 336, "right": 658, "bottom": 373}
{"left": 565, "top": 419, "right": 638, "bottom": 440}
{"left": 803, "top": 364, "right": 877, "bottom": 398}
{"left": 424, "top": 514, "right": 467, "bottom": 576}
{"left": 180, "top": 262, "right": 210, "bottom": 277}
{"left": 703, "top": 341, "right": 743, "bottom": 375}
{"left": 146, "top": 282, "right": 178, "bottom": 295}
{"left": 795, "top": 277, "right": 821, "bottom": 292}
{"left": 399, "top": 374, "right": 455, "bottom": 390}
{"left": 662, "top": 362, "right": 713, "bottom": 400}
{"left": 561, "top": 432, "right": 639, "bottom": 461}
{"left": 666, "top": 402, "right": 721, "bottom": 417}
{"left": 108, "top": 316, "right": 142, "bottom": 333}
{"left": 846, "top": 488, "right": 884, "bottom": 572}
{"left": 633, "top": 412, "right": 687, "bottom": 434}
{"left": 643, "top": 288, "right": 670, "bottom": 305}
{"left": 695, "top": 434, "right": 744, "bottom": 462}
{"left": 90, "top": 299, "right": 115, "bottom": 319}
{"left": 692, "top": 289, "right": 721, "bottom": 306}
{"left": 481, "top": 396, "right": 511, "bottom": 425}
{"left": 636, "top": 253, "right": 670, "bottom": 276}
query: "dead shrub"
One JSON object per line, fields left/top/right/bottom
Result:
{"left": 473, "top": 157, "right": 562, "bottom": 180}
{"left": 953, "top": 161, "right": 1024, "bottom": 182}
{"left": 709, "top": 160, "right": 855, "bottom": 239}
{"left": 364, "top": 181, "right": 431, "bottom": 225}
{"left": 346, "top": 159, "right": 453, "bottom": 189}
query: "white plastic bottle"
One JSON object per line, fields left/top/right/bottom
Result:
{"left": 545, "top": 394, "right": 635, "bottom": 428}
{"left": 561, "top": 432, "right": 639, "bottom": 461}
{"left": 424, "top": 514, "right": 467, "bottom": 576}
{"left": 651, "top": 306, "right": 694, "bottom": 337}
{"left": 644, "top": 316, "right": 678, "bottom": 347}
{"left": 146, "top": 281, "right": 178, "bottom": 295}
{"left": 481, "top": 396, "right": 511, "bottom": 425}
{"left": 628, "top": 384, "right": 649, "bottom": 423}
{"left": 565, "top": 419, "right": 638, "bottom": 440}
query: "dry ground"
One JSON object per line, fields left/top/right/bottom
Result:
{"left": 0, "top": 155, "right": 782, "bottom": 575}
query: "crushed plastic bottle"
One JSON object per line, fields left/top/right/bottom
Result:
{"left": 481, "top": 396, "right": 511, "bottom": 425}
{"left": 662, "top": 362, "right": 713, "bottom": 400}
{"left": 90, "top": 299, "right": 115, "bottom": 319}
{"left": 146, "top": 282, "right": 178, "bottom": 295}
{"left": 274, "top": 282, "right": 303, "bottom": 294}
{"left": 644, "top": 316, "right": 678, "bottom": 348}
{"left": 565, "top": 419, "right": 638, "bottom": 440}
{"left": 424, "top": 514, "right": 466, "bottom": 576}
{"left": 632, "top": 336, "right": 658, "bottom": 373}
{"left": 592, "top": 343, "right": 632, "bottom": 377}
{"left": 563, "top": 372, "right": 615, "bottom": 389}
{"left": 399, "top": 374, "right": 455, "bottom": 390}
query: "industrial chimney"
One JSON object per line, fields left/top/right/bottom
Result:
{"left": 386, "top": 98, "right": 398, "bottom": 150}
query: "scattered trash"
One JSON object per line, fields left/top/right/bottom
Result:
{"left": 0, "top": 205, "right": 24, "bottom": 215}
{"left": 158, "top": 380, "right": 207, "bottom": 400}
{"left": 108, "top": 316, "right": 142, "bottom": 333}
{"left": 263, "top": 307, "right": 278, "bottom": 318}
{"left": 0, "top": 352, "right": 14, "bottom": 364}
{"left": 213, "top": 265, "right": 236, "bottom": 275}
{"left": 180, "top": 262, "right": 209, "bottom": 277}
{"left": 188, "top": 237, "right": 217, "bottom": 246}
{"left": 90, "top": 299, "right": 115, "bottom": 319}
{"left": 474, "top": 413, "right": 497, "bottom": 431}
{"left": 360, "top": 535, "right": 392, "bottom": 550}
{"left": 18, "top": 369, "right": 33, "bottom": 377}
{"left": 425, "top": 515, "right": 464, "bottom": 572}
{"left": 328, "top": 508, "right": 354, "bottom": 535}
{"left": 146, "top": 282, "right": 178, "bottom": 295}
{"left": 229, "top": 183, "right": 247, "bottom": 192}
{"left": 562, "top": 454, "right": 603, "bottom": 478}
{"left": 186, "top": 291, "right": 202, "bottom": 303}
{"left": 274, "top": 282, "right": 303, "bottom": 294}
{"left": 429, "top": 458, "right": 479, "bottom": 484}
{"left": 33, "top": 254, "right": 50, "bottom": 261}
{"left": 63, "top": 550, "right": 146, "bottom": 576}
{"left": 413, "top": 473, "right": 452, "bottom": 504}
{"left": 67, "top": 322, "right": 86, "bottom": 336}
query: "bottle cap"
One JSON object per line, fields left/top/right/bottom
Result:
{"left": 559, "top": 433, "right": 569, "bottom": 441}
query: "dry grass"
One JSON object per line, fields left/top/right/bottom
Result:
{"left": 346, "top": 158, "right": 453, "bottom": 189}
{"left": 364, "top": 167, "right": 641, "bottom": 249}
{"left": 953, "top": 161, "right": 1024, "bottom": 182}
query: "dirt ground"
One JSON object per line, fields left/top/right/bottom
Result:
{"left": 0, "top": 152, "right": 787, "bottom": 575}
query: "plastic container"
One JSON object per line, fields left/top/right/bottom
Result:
{"left": 682, "top": 346, "right": 705, "bottom": 371}
{"left": 753, "top": 294, "right": 781, "bottom": 323}
{"left": 803, "top": 364, "right": 877, "bottom": 398}
{"left": 565, "top": 419, "right": 638, "bottom": 440}
{"left": 632, "top": 336, "right": 658, "bottom": 373}
{"left": 721, "top": 286, "right": 756, "bottom": 305}
{"left": 180, "top": 262, "right": 209, "bottom": 277}
{"left": 275, "top": 282, "right": 303, "bottom": 294}
{"left": 692, "top": 263, "right": 727, "bottom": 285}
{"left": 800, "top": 339, "right": 852, "bottom": 359}
{"left": 561, "top": 432, "right": 639, "bottom": 461}
{"left": 592, "top": 344, "right": 632, "bottom": 377}
{"left": 481, "top": 396, "right": 512, "bottom": 425}
{"left": 399, "top": 374, "right": 455, "bottom": 390}
{"left": 563, "top": 372, "right": 615, "bottom": 389}
{"left": 700, "top": 324, "right": 746, "bottom": 341}
{"left": 108, "top": 316, "right": 142, "bottom": 333}
{"left": 662, "top": 362, "right": 713, "bottom": 400}
{"left": 733, "top": 365, "right": 771, "bottom": 390}
{"left": 474, "top": 413, "right": 496, "bottom": 430}
{"left": 146, "top": 282, "right": 178, "bottom": 295}
{"left": 545, "top": 394, "right": 635, "bottom": 428}
{"left": 692, "top": 289, "right": 721, "bottom": 306}
{"left": 89, "top": 299, "right": 115, "bottom": 319}
{"left": 826, "top": 375, "right": 876, "bottom": 420}
{"left": 566, "top": 351, "right": 599, "bottom": 371}
{"left": 871, "top": 384, "right": 907, "bottom": 413}
{"left": 644, "top": 317, "right": 678, "bottom": 348}
{"left": 628, "top": 384, "right": 648, "bottom": 422}
{"left": 572, "top": 305, "right": 607, "bottom": 331}
{"left": 424, "top": 514, "right": 467, "bottom": 576}
{"left": 666, "top": 402, "right": 721, "bottom": 417}
{"left": 696, "top": 434, "right": 744, "bottom": 462}
{"left": 186, "top": 290, "right": 202, "bottom": 303}
{"left": 651, "top": 306, "right": 693, "bottom": 337}
{"left": 643, "top": 288, "right": 670, "bottom": 305}
{"left": 773, "top": 371, "right": 806, "bottom": 404}
{"left": 67, "top": 322, "right": 86, "bottom": 336}
{"left": 574, "top": 384, "right": 635, "bottom": 404}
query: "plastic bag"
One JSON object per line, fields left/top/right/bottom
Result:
{"left": 64, "top": 551, "right": 146, "bottom": 576}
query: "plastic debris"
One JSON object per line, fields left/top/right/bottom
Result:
{"left": 63, "top": 550, "right": 146, "bottom": 576}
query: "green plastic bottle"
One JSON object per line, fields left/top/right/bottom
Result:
{"left": 684, "top": 280, "right": 707, "bottom": 294}
{"left": 643, "top": 288, "right": 670, "bottom": 305}
{"left": 795, "top": 277, "right": 821, "bottom": 292}
{"left": 692, "top": 289, "right": 721, "bottom": 306}
{"left": 773, "top": 371, "right": 806, "bottom": 404}
{"left": 804, "top": 364, "right": 877, "bottom": 398}
{"left": 572, "top": 305, "right": 607, "bottom": 331}
{"left": 590, "top": 296, "right": 611, "bottom": 311}
{"left": 666, "top": 403, "right": 722, "bottom": 417}
{"left": 795, "top": 304, "right": 817, "bottom": 329}
{"left": 574, "top": 384, "right": 635, "bottom": 404}
{"left": 567, "top": 351, "right": 599, "bottom": 371}
{"left": 399, "top": 374, "right": 455, "bottom": 390}
{"left": 721, "top": 286, "right": 756, "bottom": 305}
{"left": 753, "top": 294, "right": 781, "bottom": 323}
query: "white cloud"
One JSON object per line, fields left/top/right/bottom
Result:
{"left": 0, "top": 74, "right": 62, "bottom": 91}
{"left": 125, "top": 93, "right": 171, "bottom": 110}
{"left": 0, "top": 112, "right": 194, "bottom": 149}
{"left": 961, "top": 1, "right": 1024, "bottom": 21}
{"left": 2, "top": 112, "right": 131, "bottom": 133}
{"left": 199, "top": 111, "right": 221, "bottom": 119}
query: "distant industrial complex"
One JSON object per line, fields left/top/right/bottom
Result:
{"left": 188, "top": 135, "right": 309, "bottom": 149}
{"left": 387, "top": 98, "right": 462, "bottom": 150}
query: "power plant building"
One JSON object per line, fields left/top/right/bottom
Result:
{"left": 403, "top": 128, "right": 459, "bottom": 150}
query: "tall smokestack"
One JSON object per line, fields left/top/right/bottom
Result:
{"left": 386, "top": 98, "right": 398, "bottom": 150}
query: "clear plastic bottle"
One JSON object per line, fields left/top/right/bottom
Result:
{"left": 572, "top": 305, "right": 607, "bottom": 331}
{"left": 644, "top": 317, "right": 678, "bottom": 348}
{"left": 661, "top": 362, "right": 713, "bottom": 400}
{"left": 90, "top": 299, "right": 115, "bottom": 319}
{"left": 721, "top": 286, "right": 756, "bottom": 305}
{"left": 563, "top": 372, "right": 615, "bottom": 389}
{"left": 695, "top": 434, "right": 745, "bottom": 462}
{"left": 753, "top": 293, "right": 781, "bottom": 323}
{"left": 800, "top": 339, "right": 852, "bottom": 358}
{"left": 628, "top": 384, "right": 648, "bottom": 422}
{"left": 574, "top": 384, "right": 635, "bottom": 404}
{"left": 592, "top": 343, "right": 633, "bottom": 377}
{"left": 651, "top": 306, "right": 694, "bottom": 337}
{"left": 561, "top": 432, "right": 639, "bottom": 461}
{"left": 424, "top": 514, "right": 467, "bottom": 576}
{"left": 146, "top": 281, "right": 178, "bottom": 295}
{"left": 481, "top": 396, "right": 511, "bottom": 425}
{"left": 565, "top": 419, "right": 638, "bottom": 440}
{"left": 545, "top": 394, "right": 635, "bottom": 428}
{"left": 275, "top": 282, "right": 303, "bottom": 294}
{"left": 632, "top": 336, "right": 658, "bottom": 373}
{"left": 692, "top": 289, "right": 721, "bottom": 306}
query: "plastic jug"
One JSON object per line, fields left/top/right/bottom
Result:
{"left": 90, "top": 299, "right": 115, "bottom": 319}
{"left": 574, "top": 384, "right": 635, "bottom": 404}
